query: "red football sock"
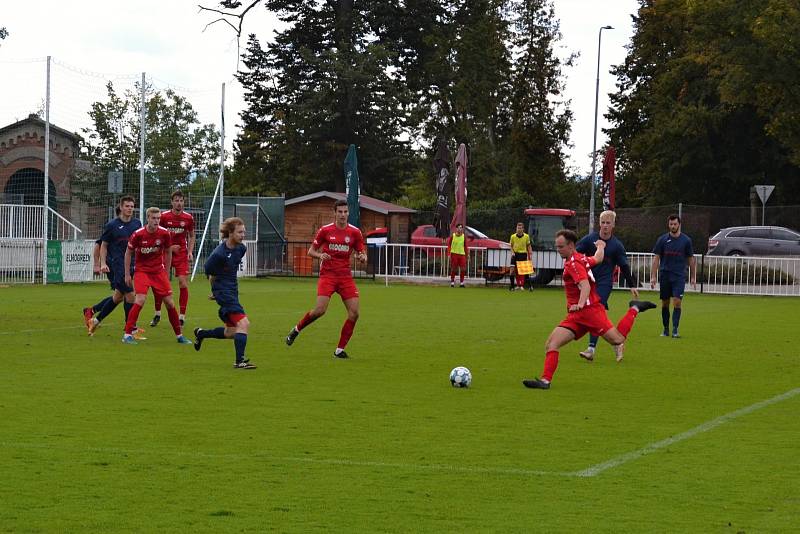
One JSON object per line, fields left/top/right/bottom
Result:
{"left": 179, "top": 287, "right": 189, "bottom": 315}
{"left": 460, "top": 272, "right": 465, "bottom": 283}
{"left": 154, "top": 294, "right": 163, "bottom": 312}
{"left": 450, "top": 272, "right": 456, "bottom": 282}
{"left": 124, "top": 303, "right": 143, "bottom": 334}
{"left": 542, "top": 350, "right": 559, "bottom": 382}
{"left": 166, "top": 306, "right": 182, "bottom": 335}
{"left": 296, "top": 311, "right": 318, "bottom": 331}
{"left": 337, "top": 319, "right": 357, "bottom": 350}
{"left": 616, "top": 307, "right": 639, "bottom": 338}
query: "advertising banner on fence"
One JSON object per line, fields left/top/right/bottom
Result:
{"left": 46, "top": 241, "right": 62, "bottom": 283}
{"left": 61, "top": 240, "right": 94, "bottom": 282}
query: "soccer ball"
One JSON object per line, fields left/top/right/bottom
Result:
{"left": 449, "top": 366, "right": 472, "bottom": 388}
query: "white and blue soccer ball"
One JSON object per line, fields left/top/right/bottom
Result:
{"left": 449, "top": 366, "right": 472, "bottom": 388}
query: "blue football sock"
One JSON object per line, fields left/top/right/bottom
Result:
{"left": 201, "top": 327, "right": 226, "bottom": 339}
{"left": 672, "top": 308, "right": 682, "bottom": 332}
{"left": 95, "top": 298, "right": 119, "bottom": 322}
{"left": 588, "top": 334, "right": 599, "bottom": 348}
{"left": 123, "top": 301, "right": 133, "bottom": 322}
{"left": 661, "top": 307, "right": 670, "bottom": 330}
{"left": 234, "top": 333, "right": 247, "bottom": 361}
{"left": 92, "top": 296, "right": 113, "bottom": 314}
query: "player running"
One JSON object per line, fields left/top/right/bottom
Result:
{"left": 193, "top": 217, "right": 256, "bottom": 369}
{"left": 121, "top": 207, "right": 192, "bottom": 345}
{"left": 150, "top": 190, "right": 195, "bottom": 328}
{"left": 522, "top": 230, "right": 656, "bottom": 390}
{"left": 285, "top": 200, "right": 367, "bottom": 358}
{"left": 87, "top": 196, "right": 143, "bottom": 336}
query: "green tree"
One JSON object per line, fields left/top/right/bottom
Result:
{"left": 77, "top": 81, "right": 220, "bottom": 200}
{"left": 607, "top": 0, "right": 800, "bottom": 206}
{"left": 229, "top": 2, "right": 416, "bottom": 199}
{"left": 505, "top": 0, "right": 574, "bottom": 206}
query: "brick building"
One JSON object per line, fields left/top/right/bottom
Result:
{"left": 0, "top": 114, "right": 80, "bottom": 208}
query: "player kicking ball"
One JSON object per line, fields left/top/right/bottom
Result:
{"left": 193, "top": 217, "right": 256, "bottom": 369}
{"left": 121, "top": 207, "right": 193, "bottom": 345}
{"left": 522, "top": 230, "right": 656, "bottom": 390}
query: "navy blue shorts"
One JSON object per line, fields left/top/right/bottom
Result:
{"left": 109, "top": 267, "right": 133, "bottom": 294}
{"left": 659, "top": 273, "right": 686, "bottom": 300}
{"left": 214, "top": 289, "right": 245, "bottom": 324}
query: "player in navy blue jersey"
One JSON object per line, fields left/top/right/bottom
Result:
{"left": 575, "top": 210, "right": 641, "bottom": 361}
{"left": 87, "top": 196, "right": 143, "bottom": 337}
{"left": 650, "top": 214, "right": 696, "bottom": 338}
{"left": 83, "top": 208, "right": 122, "bottom": 330}
{"left": 193, "top": 217, "right": 256, "bottom": 369}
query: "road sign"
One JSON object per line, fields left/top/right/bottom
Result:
{"left": 754, "top": 185, "right": 775, "bottom": 204}
{"left": 108, "top": 171, "right": 123, "bottom": 193}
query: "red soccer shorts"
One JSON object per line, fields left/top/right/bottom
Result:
{"left": 171, "top": 251, "right": 190, "bottom": 276}
{"left": 133, "top": 271, "right": 173, "bottom": 298}
{"left": 317, "top": 276, "right": 359, "bottom": 301}
{"left": 558, "top": 303, "right": 614, "bottom": 340}
{"left": 450, "top": 253, "right": 467, "bottom": 272}
{"left": 224, "top": 312, "right": 247, "bottom": 327}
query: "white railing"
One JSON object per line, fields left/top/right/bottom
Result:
{"left": 374, "top": 246, "right": 800, "bottom": 296}
{"left": 375, "top": 244, "right": 492, "bottom": 282}
{"left": 0, "top": 239, "right": 39, "bottom": 284}
{"left": 620, "top": 253, "right": 800, "bottom": 296}
{"left": 0, "top": 204, "right": 82, "bottom": 240}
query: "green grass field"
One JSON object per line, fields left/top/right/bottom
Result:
{"left": 1, "top": 278, "right": 798, "bottom": 532}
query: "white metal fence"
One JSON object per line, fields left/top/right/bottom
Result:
{"left": 2, "top": 238, "right": 799, "bottom": 297}
{"left": 0, "top": 239, "right": 39, "bottom": 284}
{"left": 0, "top": 204, "right": 82, "bottom": 241}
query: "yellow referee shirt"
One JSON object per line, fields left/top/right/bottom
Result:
{"left": 510, "top": 232, "right": 531, "bottom": 253}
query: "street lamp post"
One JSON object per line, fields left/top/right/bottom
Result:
{"left": 589, "top": 25, "right": 614, "bottom": 233}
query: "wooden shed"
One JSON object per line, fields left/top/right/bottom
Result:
{"left": 284, "top": 191, "right": 415, "bottom": 244}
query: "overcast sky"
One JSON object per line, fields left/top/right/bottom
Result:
{"left": 0, "top": 0, "right": 639, "bottom": 176}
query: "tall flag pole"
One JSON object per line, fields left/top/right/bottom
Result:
{"left": 451, "top": 143, "right": 468, "bottom": 231}
{"left": 344, "top": 144, "right": 360, "bottom": 228}
{"left": 601, "top": 145, "right": 616, "bottom": 210}
{"left": 432, "top": 140, "right": 451, "bottom": 238}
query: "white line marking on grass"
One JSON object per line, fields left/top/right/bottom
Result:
{"left": 0, "top": 441, "right": 573, "bottom": 477}
{"left": 0, "top": 326, "right": 83, "bottom": 336}
{"left": 574, "top": 387, "right": 800, "bottom": 478}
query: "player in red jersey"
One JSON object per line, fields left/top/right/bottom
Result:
{"left": 285, "top": 200, "right": 367, "bottom": 358}
{"left": 150, "top": 190, "right": 195, "bottom": 327}
{"left": 522, "top": 229, "right": 655, "bottom": 390}
{"left": 122, "top": 207, "right": 193, "bottom": 345}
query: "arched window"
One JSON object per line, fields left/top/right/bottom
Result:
{"left": 4, "top": 168, "right": 56, "bottom": 209}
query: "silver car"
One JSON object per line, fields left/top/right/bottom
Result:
{"left": 707, "top": 226, "right": 800, "bottom": 256}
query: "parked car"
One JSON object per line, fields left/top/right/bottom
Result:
{"left": 706, "top": 226, "right": 800, "bottom": 256}
{"left": 410, "top": 224, "right": 510, "bottom": 250}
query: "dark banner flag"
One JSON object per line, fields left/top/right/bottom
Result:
{"left": 601, "top": 145, "right": 616, "bottom": 211}
{"left": 451, "top": 143, "right": 468, "bottom": 231}
{"left": 344, "top": 144, "right": 360, "bottom": 228}
{"left": 432, "top": 140, "right": 451, "bottom": 238}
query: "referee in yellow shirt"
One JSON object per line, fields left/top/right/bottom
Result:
{"left": 509, "top": 222, "right": 533, "bottom": 291}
